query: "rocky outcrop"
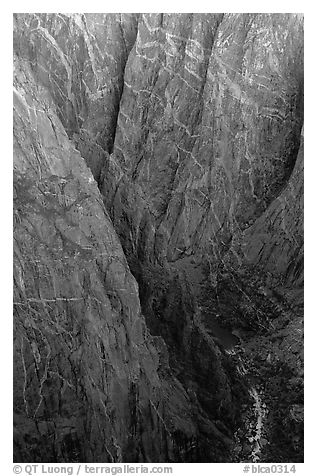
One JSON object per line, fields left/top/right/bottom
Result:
{"left": 13, "top": 53, "right": 243, "bottom": 462}
{"left": 14, "top": 13, "right": 304, "bottom": 269}
{"left": 13, "top": 13, "right": 139, "bottom": 181}
{"left": 104, "top": 13, "right": 303, "bottom": 266}
{"left": 13, "top": 13, "right": 304, "bottom": 463}
{"left": 230, "top": 130, "right": 304, "bottom": 286}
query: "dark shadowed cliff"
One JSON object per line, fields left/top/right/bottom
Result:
{"left": 13, "top": 13, "right": 304, "bottom": 463}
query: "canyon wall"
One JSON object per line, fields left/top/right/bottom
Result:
{"left": 13, "top": 51, "right": 238, "bottom": 464}
{"left": 13, "top": 13, "right": 304, "bottom": 463}
{"left": 14, "top": 13, "right": 304, "bottom": 271}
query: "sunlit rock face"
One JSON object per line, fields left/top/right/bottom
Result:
{"left": 13, "top": 13, "right": 304, "bottom": 463}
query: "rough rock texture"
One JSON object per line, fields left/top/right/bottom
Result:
{"left": 104, "top": 13, "right": 303, "bottom": 265}
{"left": 13, "top": 54, "right": 241, "bottom": 463}
{"left": 231, "top": 130, "right": 304, "bottom": 286}
{"left": 13, "top": 13, "right": 303, "bottom": 271}
{"left": 13, "top": 12, "right": 304, "bottom": 463}
{"left": 14, "top": 13, "right": 138, "bottom": 180}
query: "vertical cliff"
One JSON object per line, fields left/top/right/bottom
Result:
{"left": 102, "top": 13, "right": 303, "bottom": 266}
{"left": 13, "top": 52, "right": 242, "bottom": 463}
{"left": 13, "top": 13, "right": 303, "bottom": 271}
{"left": 13, "top": 13, "right": 304, "bottom": 463}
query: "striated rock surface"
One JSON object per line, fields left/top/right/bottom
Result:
{"left": 104, "top": 13, "right": 303, "bottom": 265}
{"left": 14, "top": 13, "right": 139, "bottom": 181}
{"left": 13, "top": 54, "right": 241, "bottom": 463}
{"left": 13, "top": 12, "right": 304, "bottom": 463}
{"left": 231, "top": 130, "right": 304, "bottom": 286}
{"left": 13, "top": 13, "right": 304, "bottom": 271}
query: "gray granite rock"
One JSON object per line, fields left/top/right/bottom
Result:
{"left": 13, "top": 13, "right": 304, "bottom": 463}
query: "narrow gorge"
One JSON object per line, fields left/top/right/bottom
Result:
{"left": 13, "top": 13, "right": 304, "bottom": 463}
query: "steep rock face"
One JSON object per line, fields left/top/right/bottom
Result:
{"left": 230, "top": 130, "right": 304, "bottom": 286}
{"left": 14, "top": 13, "right": 139, "bottom": 180}
{"left": 13, "top": 12, "right": 304, "bottom": 463}
{"left": 14, "top": 56, "right": 230, "bottom": 462}
{"left": 103, "top": 13, "right": 303, "bottom": 265}
{"left": 14, "top": 13, "right": 304, "bottom": 271}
